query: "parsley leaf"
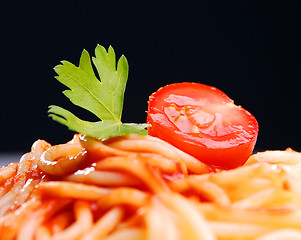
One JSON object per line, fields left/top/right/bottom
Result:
{"left": 48, "top": 45, "right": 150, "bottom": 139}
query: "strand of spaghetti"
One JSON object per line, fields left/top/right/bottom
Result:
{"left": 189, "top": 179, "right": 231, "bottom": 206}
{"left": 167, "top": 177, "right": 190, "bottom": 193}
{"left": 106, "top": 138, "right": 187, "bottom": 174}
{"left": 144, "top": 135, "right": 213, "bottom": 173}
{"left": 247, "top": 149, "right": 301, "bottom": 165}
{"left": 80, "top": 136, "right": 181, "bottom": 182}
{"left": 208, "top": 221, "right": 272, "bottom": 239}
{"left": 169, "top": 175, "right": 231, "bottom": 206}
{"left": 38, "top": 143, "right": 87, "bottom": 176}
{"left": 168, "top": 174, "right": 208, "bottom": 193}
{"left": 137, "top": 153, "right": 187, "bottom": 174}
{"left": 101, "top": 228, "right": 146, "bottom": 240}
{"left": 50, "top": 211, "right": 74, "bottom": 234}
{"left": 169, "top": 174, "right": 210, "bottom": 192}
{"left": 256, "top": 228, "right": 301, "bottom": 240}
{"left": 278, "top": 163, "right": 301, "bottom": 180}
{"left": 0, "top": 173, "right": 27, "bottom": 217}
{"left": 38, "top": 181, "right": 112, "bottom": 200}
{"left": 161, "top": 192, "right": 216, "bottom": 240}
{"left": 206, "top": 163, "right": 293, "bottom": 206}
{"left": 35, "top": 225, "right": 52, "bottom": 240}
{"left": 116, "top": 213, "right": 143, "bottom": 231}
{"left": 231, "top": 188, "right": 277, "bottom": 209}
{"left": 30, "top": 139, "right": 52, "bottom": 166}
{"left": 0, "top": 162, "right": 17, "bottom": 184}
{"left": 51, "top": 201, "right": 93, "bottom": 240}
{"left": 198, "top": 203, "right": 301, "bottom": 228}
{"left": 97, "top": 187, "right": 150, "bottom": 210}
{"left": 0, "top": 192, "right": 15, "bottom": 217}
{"left": 207, "top": 163, "right": 261, "bottom": 185}
{"left": 0, "top": 197, "right": 39, "bottom": 239}
{"left": 17, "top": 152, "right": 33, "bottom": 173}
{"left": 95, "top": 156, "right": 169, "bottom": 193}
{"left": 13, "top": 178, "right": 36, "bottom": 210}
{"left": 201, "top": 164, "right": 275, "bottom": 202}
{"left": 79, "top": 135, "right": 131, "bottom": 158}
{"left": 66, "top": 169, "right": 141, "bottom": 187}
{"left": 81, "top": 134, "right": 210, "bottom": 174}
{"left": 0, "top": 198, "right": 69, "bottom": 239}
{"left": 286, "top": 177, "right": 301, "bottom": 207}
{"left": 145, "top": 197, "right": 180, "bottom": 240}
{"left": 0, "top": 187, "right": 11, "bottom": 201}
{"left": 16, "top": 205, "right": 48, "bottom": 240}
{"left": 81, "top": 207, "right": 124, "bottom": 240}
{"left": 17, "top": 199, "right": 71, "bottom": 240}
{"left": 108, "top": 134, "right": 211, "bottom": 174}
{"left": 244, "top": 177, "right": 271, "bottom": 191}
{"left": 0, "top": 145, "right": 49, "bottom": 215}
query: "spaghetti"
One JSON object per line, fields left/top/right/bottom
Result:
{"left": 1, "top": 134, "right": 301, "bottom": 239}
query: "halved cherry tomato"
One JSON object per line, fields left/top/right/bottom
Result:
{"left": 147, "top": 82, "right": 259, "bottom": 169}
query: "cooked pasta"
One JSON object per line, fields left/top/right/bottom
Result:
{"left": 1, "top": 134, "right": 301, "bottom": 239}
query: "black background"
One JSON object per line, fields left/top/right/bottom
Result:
{"left": 1, "top": 1, "right": 300, "bottom": 153}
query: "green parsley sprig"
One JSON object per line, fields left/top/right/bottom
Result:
{"left": 48, "top": 44, "right": 150, "bottom": 139}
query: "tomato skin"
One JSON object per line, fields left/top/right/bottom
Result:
{"left": 147, "top": 82, "right": 259, "bottom": 170}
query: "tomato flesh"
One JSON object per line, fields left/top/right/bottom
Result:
{"left": 147, "top": 82, "right": 259, "bottom": 169}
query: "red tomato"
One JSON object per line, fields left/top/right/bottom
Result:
{"left": 147, "top": 82, "right": 259, "bottom": 169}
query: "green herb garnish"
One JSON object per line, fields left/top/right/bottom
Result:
{"left": 48, "top": 44, "right": 150, "bottom": 139}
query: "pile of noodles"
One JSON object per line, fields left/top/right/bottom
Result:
{"left": 1, "top": 133, "right": 301, "bottom": 240}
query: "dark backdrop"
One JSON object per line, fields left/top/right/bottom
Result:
{"left": 1, "top": 1, "right": 299, "bottom": 153}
